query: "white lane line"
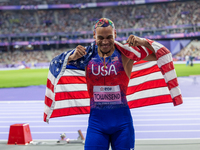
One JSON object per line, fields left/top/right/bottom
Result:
{"left": 0, "top": 111, "right": 198, "bottom": 115}
{"left": 0, "top": 113, "right": 199, "bottom": 118}
{"left": 0, "top": 117, "right": 199, "bottom": 122}
{"left": 1, "top": 108, "right": 200, "bottom": 112}
{"left": 136, "top": 130, "right": 200, "bottom": 133}
{"left": 1, "top": 124, "right": 200, "bottom": 128}
{"left": 0, "top": 115, "right": 89, "bottom": 118}
{"left": 0, "top": 110, "right": 43, "bottom": 111}
{"left": 0, "top": 107, "right": 43, "bottom": 108}
{"left": 0, "top": 125, "right": 87, "bottom": 128}
{"left": 3, "top": 103, "right": 200, "bottom": 107}
{"left": 0, "top": 131, "right": 86, "bottom": 134}
{"left": 0, "top": 116, "right": 43, "bottom": 118}
{"left": 0, "top": 118, "right": 199, "bottom": 122}
{"left": 0, "top": 104, "right": 199, "bottom": 108}
{"left": 130, "top": 113, "right": 200, "bottom": 116}
{"left": 0, "top": 101, "right": 44, "bottom": 103}
{"left": 1, "top": 106, "right": 197, "bottom": 108}
{"left": 0, "top": 97, "right": 199, "bottom": 103}
{"left": 1, "top": 102, "right": 199, "bottom": 105}
{"left": 132, "top": 110, "right": 200, "bottom": 113}
{"left": 0, "top": 132, "right": 9, "bottom": 134}
{"left": 0, "top": 113, "right": 43, "bottom": 115}
{"left": 182, "top": 97, "right": 200, "bottom": 100}
{"left": 0, "top": 120, "right": 88, "bottom": 123}
{"left": 1, "top": 130, "right": 200, "bottom": 134}
{"left": 1, "top": 110, "right": 200, "bottom": 114}
{"left": 133, "top": 118, "right": 200, "bottom": 121}
{"left": 0, "top": 109, "right": 43, "bottom": 111}
{"left": 134, "top": 123, "right": 200, "bottom": 126}
{"left": 131, "top": 106, "right": 200, "bottom": 109}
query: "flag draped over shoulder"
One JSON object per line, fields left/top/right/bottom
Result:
{"left": 44, "top": 39, "right": 183, "bottom": 123}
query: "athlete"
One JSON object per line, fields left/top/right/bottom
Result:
{"left": 67, "top": 18, "right": 157, "bottom": 150}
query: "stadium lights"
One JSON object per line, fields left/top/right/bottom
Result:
{"left": 14, "top": 45, "right": 20, "bottom": 49}
{"left": 26, "top": 44, "right": 33, "bottom": 50}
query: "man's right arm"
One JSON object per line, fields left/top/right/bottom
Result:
{"left": 67, "top": 45, "right": 87, "bottom": 64}
{"left": 142, "top": 53, "right": 157, "bottom": 61}
{"left": 121, "top": 54, "right": 134, "bottom": 79}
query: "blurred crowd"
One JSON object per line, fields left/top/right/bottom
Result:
{"left": 0, "top": 48, "right": 67, "bottom": 65}
{"left": 1, "top": 40, "right": 200, "bottom": 65}
{"left": 0, "top": 0, "right": 200, "bottom": 66}
{"left": 174, "top": 39, "right": 200, "bottom": 62}
{"left": 0, "top": 0, "right": 200, "bottom": 35}
{"left": 0, "top": 0, "right": 131, "bottom": 5}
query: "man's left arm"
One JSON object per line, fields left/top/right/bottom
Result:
{"left": 127, "top": 35, "right": 157, "bottom": 61}
{"left": 127, "top": 35, "right": 183, "bottom": 106}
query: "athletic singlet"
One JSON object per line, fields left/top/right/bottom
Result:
{"left": 86, "top": 48, "right": 129, "bottom": 109}
{"left": 85, "top": 48, "right": 135, "bottom": 150}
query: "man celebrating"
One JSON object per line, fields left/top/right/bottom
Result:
{"left": 44, "top": 18, "right": 182, "bottom": 150}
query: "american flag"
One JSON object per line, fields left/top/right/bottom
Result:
{"left": 111, "top": 56, "right": 118, "bottom": 62}
{"left": 44, "top": 40, "right": 183, "bottom": 123}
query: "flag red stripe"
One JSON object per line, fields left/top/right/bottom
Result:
{"left": 55, "top": 91, "right": 90, "bottom": 101}
{"left": 146, "top": 47, "right": 153, "bottom": 55}
{"left": 114, "top": 44, "right": 140, "bottom": 61}
{"left": 133, "top": 60, "right": 148, "bottom": 65}
{"left": 146, "top": 39, "right": 154, "bottom": 45}
{"left": 45, "top": 96, "right": 53, "bottom": 107}
{"left": 127, "top": 79, "right": 167, "bottom": 95}
{"left": 128, "top": 95, "right": 172, "bottom": 108}
{"left": 130, "top": 65, "right": 160, "bottom": 78}
{"left": 50, "top": 106, "right": 90, "bottom": 118}
{"left": 123, "top": 43, "right": 141, "bottom": 53}
{"left": 156, "top": 47, "right": 171, "bottom": 59}
{"left": 46, "top": 79, "right": 54, "bottom": 93}
{"left": 166, "top": 78, "right": 179, "bottom": 90}
{"left": 159, "top": 61, "right": 174, "bottom": 75}
{"left": 44, "top": 95, "right": 172, "bottom": 121}
{"left": 137, "top": 46, "right": 146, "bottom": 59}
{"left": 172, "top": 94, "right": 183, "bottom": 106}
{"left": 58, "top": 76, "right": 86, "bottom": 84}
{"left": 44, "top": 113, "right": 47, "bottom": 122}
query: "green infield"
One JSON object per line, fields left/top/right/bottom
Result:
{"left": 0, "top": 68, "right": 49, "bottom": 88}
{"left": 174, "top": 64, "right": 200, "bottom": 77}
{"left": 0, "top": 64, "right": 200, "bottom": 88}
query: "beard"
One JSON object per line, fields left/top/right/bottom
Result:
{"left": 98, "top": 42, "right": 114, "bottom": 54}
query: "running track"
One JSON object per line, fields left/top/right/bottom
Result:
{"left": 0, "top": 76, "right": 200, "bottom": 141}
{"left": 0, "top": 97, "right": 200, "bottom": 140}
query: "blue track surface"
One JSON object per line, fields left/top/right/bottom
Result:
{"left": 0, "top": 76, "right": 200, "bottom": 141}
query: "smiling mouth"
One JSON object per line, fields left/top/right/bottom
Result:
{"left": 101, "top": 45, "right": 110, "bottom": 48}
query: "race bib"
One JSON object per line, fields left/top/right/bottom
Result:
{"left": 93, "top": 85, "right": 122, "bottom": 104}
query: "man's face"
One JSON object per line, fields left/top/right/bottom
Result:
{"left": 93, "top": 25, "right": 116, "bottom": 53}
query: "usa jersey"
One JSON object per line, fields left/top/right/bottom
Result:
{"left": 86, "top": 48, "right": 129, "bottom": 109}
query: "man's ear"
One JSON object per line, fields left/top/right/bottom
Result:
{"left": 114, "top": 29, "right": 117, "bottom": 39}
{"left": 93, "top": 31, "right": 96, "bottom": 39}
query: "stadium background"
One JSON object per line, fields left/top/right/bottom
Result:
{"left": 0, "top": 0, "right": 200, "bottom": 149}
{"left": 0, "top": 0, "right": 200, "bottom": 69}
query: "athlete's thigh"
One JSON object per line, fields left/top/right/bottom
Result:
{"left": 84, "top": 126, "right": 110, "bottom": 150}
{"left": 111, "top": 123, "right": 135, "bottom": 150}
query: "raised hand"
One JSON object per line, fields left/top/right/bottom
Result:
{"left": 69, "top": 45, "right": 87, "bottom": 61}
{"left": 126, "top": 35, "right": 146, "bottom": 47}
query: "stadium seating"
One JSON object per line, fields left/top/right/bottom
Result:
{"left": 0, "top": 0, "right": 200, "bottom": 66}
{"left": 0, "top": 1, "right": 199, "bottom": 35}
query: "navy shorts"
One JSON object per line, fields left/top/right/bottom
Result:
{"left": 85, "top": 106, "right": 135, "bottom": 150}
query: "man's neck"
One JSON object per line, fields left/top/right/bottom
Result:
{"left": 98, "top": 46, "right": 115, "bottom": 58}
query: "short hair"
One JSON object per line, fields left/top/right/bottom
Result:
{"left": 93, "top": 18, "right": 115, "bottom": 32}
